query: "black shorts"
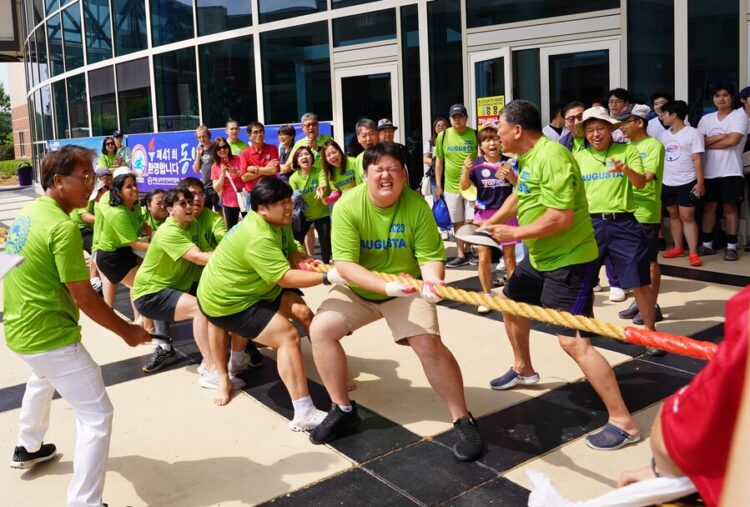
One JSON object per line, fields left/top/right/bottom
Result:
{"left": 95, "top": 248, "right": 138, "bottom": 284}
{"left": 640, "top": 223, "right": 660, "bottom": 263}
{"left": 198, "top": 289, "right": 303, "bottom": 340}
{"left": 134, "top": 288, "right": 186, "bottom": 322}
{"left": 592, "top": 215, "right": 651, "bottom": 289}
{"left": 704, "top": 176, "right": 744, "bottom": 204}
{"left": 80, "top": 228, "right": 93, "bottom": 254}
{"left": 662, "top": 180, "right": 697, "bottom": 208}
{"left": 503, "top": 257, "right": 596, "bottom": 338}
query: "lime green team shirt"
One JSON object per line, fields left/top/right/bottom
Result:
{"left": 132, "top": 218, "right": 200, "bottom": 301}
{"left": 332, "top": 184, "right": 446, "bottom": 301}
{"left": 515, "top": 137, "right": 598, "bottom": 272}
{"left": 4, "top": 197, "right": 90, "bottom": 354}
{"left": 70, "top": 201, "right": 95, "bottom": 230}
{"left": 630, "top": 137, "right": 665, "bottom": 224}
{"left": 434, "top": 127, "right": 478, "bottom": 194}
{"left": 289, "top": 167, "right": 330, "bottom": 221}
{"left": 142, "top": 209, "right": 165, "bottom": 232}
{"left": 91, "top": 194, "right": 109, "bottom": 252}
{"left": 574, "top": 142, "right": 645, "bottom": 214}
{"left": 228, "top": 139, "right": 248, "bottom": 156}
{"left": 97, "top": 153, "right": 117, "bottom": 169}
{"left": 355, "top": 151, "right": 366, "bottom": 183}
{"left": 197, "top": 211, "right": 301, "bottom": 317}
{"left": 329, "top": 157, "right": 362, "bottom": 192}
{"left": 97, "top": 201, "right": 145, "bottom": 252}
{"left": 193, "top": 208, "right": 226, "bottom": 251}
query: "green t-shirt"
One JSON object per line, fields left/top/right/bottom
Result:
{"left": 3, "top": 197, "right": 90, "bottom": 354}
{"left": 332, "top": 184, "right": 446, "bottom": 301}
{"left": 70, "top": 203, "right": 94, "bottom": 231}
{"left": 193, "top": 208, "right": 226, "bottom": 251}
{"left": 97, "top": 153, "right": 117, "bottom": 169}
{"left": 290, "top": 135, "right": 334, "bottom": 171}
{"left": 329, "top": 157, "right": 361, "bottom": 192}
{"left": 91, "top": 194, "right": 109, "bottom": 252}
{"left": 630, "top": 137, "right": 665, "bottom": 224}
{"left": 355, "top": 151, "right": 366, "bottom": 183}
{"left": 289, "top": 166, "right": 330, "bottom": 221}
{"left": 97, "top": 201, "right": 145, "bottom": 252}
{"left": 434, "top": 127, "right": 478, "bottom": 194}
{"left": 132, "top": 218, "right": 200, "bottom": 301}
{"left": 197, "top": 211, "right": 301, "bottom": 317}
{"left": 574, "top": 142, "right": 644, "bottom": 214}
{"left": 228, "top": 139, "right": 248, "bottom": 156}
{"left": 515, "top": 137, "right": 598, "bottom": 272}
{"left": 142, "top": 209, "right": 165, "bottom": 232}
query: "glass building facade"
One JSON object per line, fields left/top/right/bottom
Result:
{"left": 20, "top": 0, "right": 750, "bottom": 170}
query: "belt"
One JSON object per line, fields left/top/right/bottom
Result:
{"left": 590, "top": 212, "right": 635, "bottom": 221}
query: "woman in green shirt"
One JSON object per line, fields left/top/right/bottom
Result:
{"left": 288, "top": 146, "right": 332, "bottom": 263}
{"left": 141, "top": 189, "right": 168, "bottom": 233}
{"left": 321, "top": 140, "right": 360, "bottom": 203}
{"left": 97, "top": 137, "right": 118, "bottom": 171}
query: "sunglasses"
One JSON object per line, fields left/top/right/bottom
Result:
{"left": 216, "top": 145, "right": 229, "bottom": 150}
{"left": 67, "top": 172, "right": 96, "bottom": 186}
{"left": 105, "top": 142, "right": 115, "bottom": 146}
{"left": 175, "top": 199, "right": 194, "bottom": 208}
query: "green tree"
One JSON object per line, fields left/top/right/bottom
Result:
{"left": 0, "top": 83, "right": 9, "bottom": 113}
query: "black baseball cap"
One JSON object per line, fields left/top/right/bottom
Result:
{"left": 449, "top": 104, "right": 468, "bottom": 117}
{"left": 112, "top": 130, "right": 123, "bottom": 137}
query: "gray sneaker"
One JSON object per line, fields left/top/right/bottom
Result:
{"left": 446, "top": 256, "right": 470, "bottom": 268}
{"left": 724, "top": 248, "right": 739, "bottom": 261}
{"left": 697, "top": 245, "right": 716, "bottom": 256}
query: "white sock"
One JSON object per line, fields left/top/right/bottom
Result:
{"left": 703, "top": 241, "right": 713, "bottom": 248}
{"left": 727, "top": 242, "right": 738, "bottom": 251}
{"left": 158, "top": 343, "right": 172, "bottom": 352}
{"left": 230, "top": 350, "right": 245, "bottom": 363}
{"left": 292, "top": 395, "right": 314, "bottom": 419}
{"left": 337, "top": 404, "right": 353, "bottom": 413}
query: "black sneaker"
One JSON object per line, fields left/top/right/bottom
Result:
{"left": 446, "top": 256, "right": 470, "bottom": 268}
{"left": 246, "top": 342, "right": 265, "bottom": 368}
{"left": 724, "top": 248, "right": 739, "bottom": 261}
{"left": 697, "top": 245, "right": 716, "bottom": 256}
{"left": 633, "top": 304, "right": 664, "bottom": 325}
{"left": 309, "top": 402, "right": 361, "bottom": 445}
{"left": 617, "top": 301, "right": 639, "bottom": 320}
{"left": 10, "top": 443, "right": 57, "bottom": 469}
{"left": 492, "top": 275, "right": 509, "bottom": 287}
{"left": 646, "top": 347, "right": 667, "bottom": 357}
{"left": 142, "top": 346, "right": 177, "bottom": 373}
{"left": 452, "top": 413, "right": 483, "bottom": 462}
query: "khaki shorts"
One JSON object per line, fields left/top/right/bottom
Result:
{"left": 443, "top": 192, "right": 474, "bottom": 223}
{"left": 317, "top": 285, "right": 440, "bottom": 342}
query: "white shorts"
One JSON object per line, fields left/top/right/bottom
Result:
{"left": 444, "top": 192, "right": 474, "bottom": 223}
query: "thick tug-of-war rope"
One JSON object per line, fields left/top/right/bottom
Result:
{"left": 301, "top": 261, "right": 718, "bottom": 361}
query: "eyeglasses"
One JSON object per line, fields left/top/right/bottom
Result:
{"left": 250, "top": 130, "right": 265, "bottom": 135}
{"left": 302, "top": 122, "right": 319, "bottom": 129}
{"left": 105, "top": 142, "right": 115, "bottom": 146}
{"left": 175, "top": 199, "right": 194, "bottom": 209}
{"left": 565, "top": 114, "right": 583, "bottom": 122}
{"left": 216, "top": 145, "right": 229, "bottom": 150}
{"left": 66, "top": 172, "right": 96, "bottom": 186}
{"left": 191, "top": 191, "right": 206, "bottom": 198}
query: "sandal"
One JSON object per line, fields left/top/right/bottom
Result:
{"left": 585, "top": 423, "right": 640, "bottom": 451}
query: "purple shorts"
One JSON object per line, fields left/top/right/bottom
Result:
{"left": 473, "top": 208, "right": 520, "bottom": 246}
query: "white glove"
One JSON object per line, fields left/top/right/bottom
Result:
{"left": 385, "top": 281, "right": 417, "bottom": 297}
{"left": 420, "top": 280, "right": 445, "bottom": 303}
{"left": 326, "top": 267, "right": 347, "bottom": 285}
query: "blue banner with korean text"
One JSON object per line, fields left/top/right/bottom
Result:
{"left": 126, "top": 131, "right": 199, "bottom": 192}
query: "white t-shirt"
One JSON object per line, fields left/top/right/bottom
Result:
{"left": 611, "top": 128, "right": 628, "bottom": 144}
{"left": 647, "top": 116, "right": 690, "bottom": 139}
{"left": 697, "top": 108, "right": 748, "bottom": 179}
{"left": 542, "top": 125, "right": 567, "bottom": 142}
{"left": 658, "top": 126, "right": 705, "bottom": 186}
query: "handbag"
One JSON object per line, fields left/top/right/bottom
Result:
{"left": 421, "top": 176, "right": 432, "bottom": 196}
{"left": 226, "top": 173, "right": 247, "bottom": 213}
{"left": 432, "top": 197, "right": 452, "bottom": 229}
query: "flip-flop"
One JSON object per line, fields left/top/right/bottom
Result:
{"left": 585, "top": 423, "right": 640, "bottom": 451}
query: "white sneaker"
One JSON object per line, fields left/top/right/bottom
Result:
{"left": 495, "top": 259, "right": 506, "bottom": 272}
{"left": 228, "top": 352, "right": 252, "bottom": 376}
{"left": 197, "top": 360, "right": 207, "bottom": 376}
{"left": 609, "top": 287, "right": 626, "bottom": 302}
{"left": 593, "top": 284, "right": 602, "bottom": 292}
{"left": 198, "top": 371, "right": 245, "bottom": 390}
{"left": 90, "top": 277, "right": 102, "bottom": 292}
{"left": 478, "top": 305, "right": 491, "bottom": 314}
{"left": 289, "top": 408, "right": 327, "bottom": 432}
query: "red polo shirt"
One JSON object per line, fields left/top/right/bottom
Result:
{"left": 239, "top": 143, "right": 279, "bottom": 191}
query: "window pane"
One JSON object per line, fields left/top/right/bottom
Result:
{"left": 154, "top": 47, "right": 199, "bottom": 131}
{"left": 84, "top": 0, "right": 113, "bottom": 63}
{"left": 28, "top": 95, "right": 37, "bottom": 144}
{"left": 32, "top": 0, "right": 44, "bottom": 26}
{"left": 688, "top": 0, "right": 739, "bottom": 119}
{"left": 549, "top": 50, "right": 609, "bottom": 107}
{"left": 401, "top": 5, "right": 423, "bottom": 189}
{"left": 150, "top": 0, "right": 194, "bottom": 46}
{"left": 47, "top": 14, "right": 65, "bottom": 76}
{"left": 67, "top": 73, "right": 90, "bottom": 137}
{"left": 258, "top": 0, "right": 326, "bottom": 24}
{"left": 45, "top": 0, "right": 57, "bottom": 16}
{"left": 260, "top": 21, "right": 332, "bottom": 124}
{"left": 467, "top": 0, "right": 619, "bottom": 28}
{"left": 40, "top": 86, "right": 53, "bottom": 140}
{"left": 53, "top": 79, "right": 69, "bottom": 138}
{"left": 35, "top": 27, "right": 49, "bottom": 82}
{"left": 63, "top": 3, "right": 84, "bottom": 71}
{"left": 196, "top": 0, "right": 252, "bottom": 37}
{"left": 332, "top": 0, "right": 375, "bottom": 7}
{"left": 24, "top": 0, "right": 35, "bottom": 38}
{"left": 512, "top": 49, "right": 541, "bottom": 106}
{"left": 89, "top": 66, "right": 117, "bottom": 136}
{"left": 28, "top": 31, "right": 38, "bottom": 87}
{"left": 112, "top": 0, "right": 147, "bottom": 56}
{"left": 428, "top": 0, "right": 463, "bottom": 121}
{"left": 117, "top": 57, "right": 153, "bottom": 133}
{"left": 628, "top": 0, "right": 674, "bottom": 104}
{"left": 198, "top": 36, "right": 257, "bottom": 128}
{"left": 333, "top": 9, "right": 396, "bottom": 47}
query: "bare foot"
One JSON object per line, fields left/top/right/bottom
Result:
{"left": 346, "top": 380, "right": 357, "bottom": 392}
{"left": 214, "top": 377, "right": 233, "bottom": 406}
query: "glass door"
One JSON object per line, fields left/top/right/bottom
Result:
{"left": 468, "top": 47, "right": 512, "bottom": 128}
{"left": 334, "top": 64, "right": 400, "bottom": 155}
{"left": 540, "top": 39, "right": 620, "bottom": 124}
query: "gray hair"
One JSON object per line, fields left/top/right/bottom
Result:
{"left": 300, "top": 112, "right": 318, "bottom": 123}
{"left": 355, "top": 118, "right": 377, "bottom": 134}
{"left": 500, "top": 100, "right": 542, "bottom": 132}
